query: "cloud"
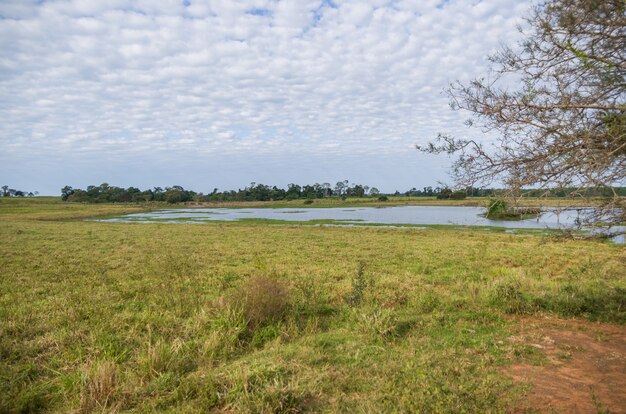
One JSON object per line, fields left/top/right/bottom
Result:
{"left": 0, "top": 0, "right": 532, "bottom": 193}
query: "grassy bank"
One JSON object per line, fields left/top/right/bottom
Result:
{"left": 1, "top": 201, "right": 624, "bottom": 412}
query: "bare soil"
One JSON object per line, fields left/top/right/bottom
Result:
{"left": 507, "top": 316, "right": 626, "bottom": 413}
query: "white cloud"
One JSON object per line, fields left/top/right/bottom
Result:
{"left": 0, "top": 0, "right": 533, "bottom": 193}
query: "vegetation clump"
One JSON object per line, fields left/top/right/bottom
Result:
{"left": 1, "top": 185, "right": 37, "bottom": 197}
{"left": 436, "top": 188, "right": 467, "bottom": 200}
{"left": 485, "top": 198, "right": 541, "bottom": 220}
{"left": 233, "top": 275, "right": 291, "bottom": 329}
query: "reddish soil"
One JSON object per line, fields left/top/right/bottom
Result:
{"left": 507, "top": 317, "right": 626, "bottom": 413}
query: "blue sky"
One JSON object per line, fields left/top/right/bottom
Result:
{"left": 0, "top": 0, "right": 532, "bottom": 195}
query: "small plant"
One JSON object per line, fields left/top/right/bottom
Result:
{"left": 303, "top": 199, "right": 314, "bottom": 205}
{"left": 378, "top": 195, "right": 389, "bottom": 202}
{"left": 344, "top": 261, "right": 368, "bottom": 307}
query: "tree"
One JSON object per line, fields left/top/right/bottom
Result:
{"left": 334, "top": 181, "right": 346, "bottom": 197}
{"left": 351, "top": 184, "right": 366, "bottom": 197}
{"left": 419, "top": 0, "right": 625, "bottom": 225}
{"left": 61, "top": 185, "right": 74, "bottom": 201}
{"left": 285, "top": 183, "right": 301, "bottom": 200}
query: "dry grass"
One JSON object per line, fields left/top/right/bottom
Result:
{"left": 79, "top": 361, "right": 120, "bottom": 413}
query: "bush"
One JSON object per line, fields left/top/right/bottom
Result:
{"left": 450, "top": 191, "right": 467, "bottom": 200}
{"left": 234, "top": 275, "right": 291, "bottom": 329}
{"left": 485, "top": 198, "right": 541, "bottom": 220}
{"left": 303, "top": 199, "right": 314, "bottom": 205}
{"left": 486, "top": 199, "right": 508, "bottom": 218}
{"left": 437, "top": 189, "right": 467, "bottom": 199}
{"left": 377, "top": 196, "right": 388, "bottom": 202}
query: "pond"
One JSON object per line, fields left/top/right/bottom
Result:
{"left": 98, "top": 205, "right": 624, "bottom": 235}
{"left": 98, "top": 206, "right": 624, "bottom": 242}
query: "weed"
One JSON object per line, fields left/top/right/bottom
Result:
{"left": 344, "top": 261, "right": 368, "bottom": 307}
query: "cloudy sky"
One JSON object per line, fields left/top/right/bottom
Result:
{"left": 0, "top": 0, "right": 532, "bottom": 195}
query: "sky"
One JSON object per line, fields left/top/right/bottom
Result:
{"left": 0, "top": 0, "right": 533, "bottom": 195}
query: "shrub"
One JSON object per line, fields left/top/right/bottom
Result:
{"left": 303, "top": 199, "right": 314, "bottom": 205}
{"left": 436, "top": 188, "right": 452, "bottom": 199}
{"left": 486, "top": 198, "right": 508, "bottom": 218}
{"left": 485, "top": 198, "right": 541, "bottom": 220}
{"left": 450, "top": 191, "right": 467, "bottom": 200}
{"left": 377, "top": 195, "right": 388, "bottom": 202}
{"left": 437, "top": 189, "right": 467, "bottom": 199}
{"left": 234, "top": 275, "right": 291, "bottom": 329}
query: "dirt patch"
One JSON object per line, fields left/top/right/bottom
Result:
{"left": 507, "top": 317, "right": 626, "bottom": 413}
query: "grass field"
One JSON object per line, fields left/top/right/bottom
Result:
{"left": 1, "top": 199, "right": 624, "bottom": 412}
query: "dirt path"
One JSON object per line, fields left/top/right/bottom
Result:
{"left": 507, "top": 317, "right": 626, "bottom": 413}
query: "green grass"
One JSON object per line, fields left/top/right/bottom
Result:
{"left": 1, "top": 200, "right": 624, "bottom": 412}
{"left": 0, "top": 197, "right": 155, "bottom": 221}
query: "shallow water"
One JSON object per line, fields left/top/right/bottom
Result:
{"left": 102, "top": 205, "right": 592, "bottom": 228}
{"left": 98, "top": 206, "right": 624, "bottom": 242}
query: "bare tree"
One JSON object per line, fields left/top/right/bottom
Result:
{"left": 419, "top": 0, "right": 625, "bottom": 225}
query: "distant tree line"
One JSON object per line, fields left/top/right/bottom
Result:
{"left": 2, "top": 185, "right": 38, "bottom": 197}
{"left": 60, "top": 182, "right": 626, "bottom": 204}
{"left": 60, "top": 181, "right": 381, "bottom": 203}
